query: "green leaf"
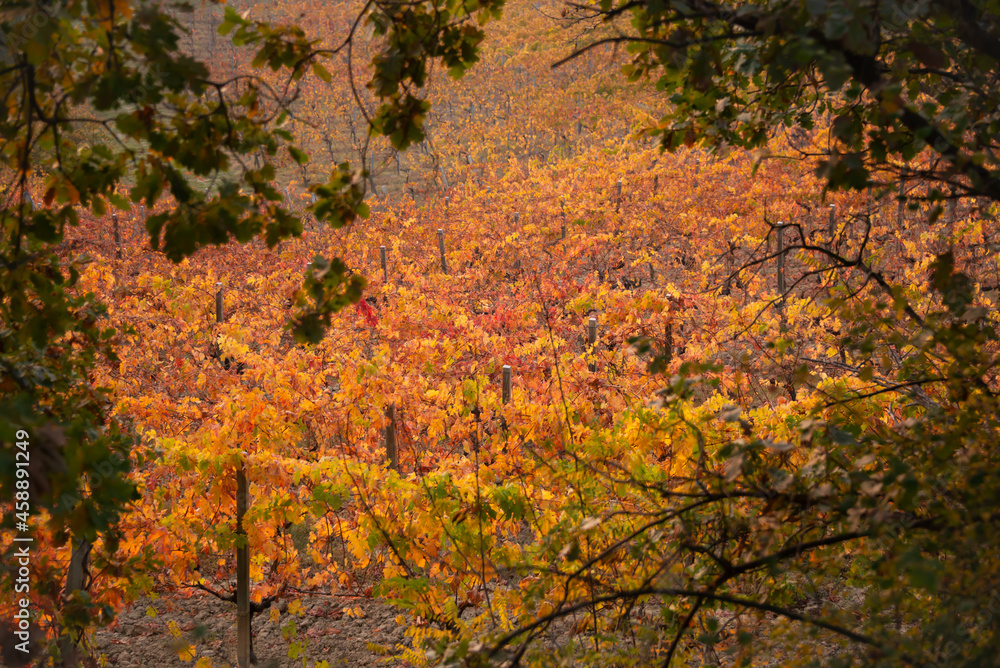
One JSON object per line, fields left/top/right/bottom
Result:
{"left": 288, "top": 146, "right": 309, "bottom": 166}
{"left": 312, "top": 62, "right": 332, "bottom": 82}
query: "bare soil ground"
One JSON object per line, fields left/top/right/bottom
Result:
{"left": 87, "top": 580, "right": 869, "bottom": 667}
{"left": 91, "top": 591, "right": 409, "bottom": 667}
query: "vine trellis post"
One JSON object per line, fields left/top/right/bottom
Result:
{"left": 828, "top": 204, "right": 836, "bottom": 245}
{"left": 112, "top": 213, "right": 122, "bottom": 260}
{"left": 560, "top": 199, "right": 567, "bottom": 239}
{"left": 438, "top": 229, "right": 448, "bottom": 274}
{"left": 385, "top": 405, "right": 398, "bottom": 471}
{"left": 664, "top": 321, "right": 673, "bottom": 366}
{"left": 217, "top": 283, "right": 252, "bottom": 667}
{"left": 236, "top": 464, "right": 250, "bottom": 668}
{"left": 587, "top": 317, "right": 598, "bottom": 372}
{"left": 215, "top": 282, "right": 223, "bottom": 324}
{"left": 897, "top": 175, "right": 906, "bottom": 227}
{"left": 776, "top": 221, "right": 787, "bottom": 298}
{"left": 501, "top": 365, "right": 511, "bottom": 434}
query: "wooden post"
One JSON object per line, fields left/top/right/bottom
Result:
{"left": 236, "top": 463, "right": 250, "bottom": 668}
{"left": 587, "top": 317, "right": 597, "bottom": 372}
{"left": 776, "top": 221, "right": 786, "bottom": 296}
{"left": 445, "top": 196, "right": 449, "bottom": 211}
{"left": 897, "top": 176, "right": 905, "bottom": 227}
{"left": 438, "top": 229, "right": 448, "bottom": 274}
{"left": 513, "top": 212, "right": 519, "bottom": 224}
{"left": 112, "top": 213, "right": 122, "bottom": 260}
{"left": 616, "top": 179, "right": 622, "bottom": 212}
{"left": 384, "top": 405, "right": 398, "bottom": 471}
{"left": 216, "top": 283, "right": 224, "bottom": 323}
{"left": 380, "top": 246, "right": 388, "bottom": 283}
{"left": 948, "top": 191, "right": 957, "bottom": 252}
{"left": 59, "top": 538, "right": 92, "bottom": 663}
{"left": 501, "top": 365, "right": 511, "bottom": 432}
{"left": 560, "top": 199, "right": 567, "bottom": 239}
{"left": 828, "top": 204, "right": 836, "bottom": 243}
{"left": 664, "top": 322, "right": 673, "bottom": 365}
{"left": 217, "top": 280, "right": 249, "bottom": 664}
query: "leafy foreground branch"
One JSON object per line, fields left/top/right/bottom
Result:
{"left": 0, "top": 0, "right": 501, "bottom": 661}
{"left": 331, "top": 261, "right": 1000, "bottom": 667}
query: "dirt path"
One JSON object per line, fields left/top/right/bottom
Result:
{"left": 91, "top": 591, "right": 411, "bottom": 667}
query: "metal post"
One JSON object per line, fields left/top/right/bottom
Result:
{"left": 588, "top": 317, "right": 597, "bottom": 372}
{"left": 501, "top": 365, "right": 511, "bottom": 432}
{"left": 828, "top": 204, "right": 836, "bottom": 243}
{"left": 380, "top": 246, "right": 388, "bottom": 283}
{"left": 502, "top": 365, "right": 512, "bottom": 405}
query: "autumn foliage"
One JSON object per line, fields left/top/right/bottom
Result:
{"left": 4, "top": 0, "right": 1000, "bottom": 665}
{"left": 4, "top": 113, "right": 997, "bottom": 664}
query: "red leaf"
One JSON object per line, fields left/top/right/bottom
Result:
{"left": 355, "top": 300, "right": 378, "bottom": 327}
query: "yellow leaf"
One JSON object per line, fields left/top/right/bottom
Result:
{"left": 288, "top": 599, "right": 305, "bottom": 617}
{"left": 195, "top": 658, "right": 212, "bottom": 668}
{"left": 95, "top": 0, "right": 132, "bottom": 29}
{"left": 145, "top": 606, "right": 157, "bottom": 618}
{"left": 177, "top": 643, "right": 195, "bottom": 662}
{"left": 196, "top": 373, "right": 206, "bottom": 389}
{"left": 270, "top": 606, "right": 280, "bottom": 623}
